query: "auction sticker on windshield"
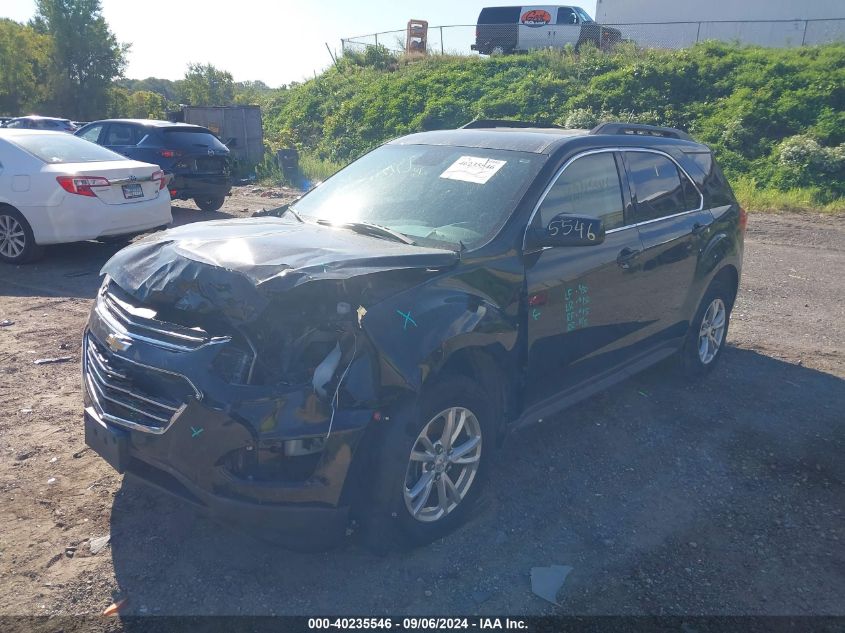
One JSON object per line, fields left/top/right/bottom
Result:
{"left": 440, "top": 156, "right": 506, "bottom": 184}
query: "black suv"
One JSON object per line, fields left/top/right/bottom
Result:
{"left": 75, "top": 119, "right": 232, "bottom": 211}
{"left": 82, "top": 121, "right": 744, "bottom": 548}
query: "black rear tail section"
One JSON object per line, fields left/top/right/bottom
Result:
{"left": 474, "top": 7, "right": 520, "bottom": 54}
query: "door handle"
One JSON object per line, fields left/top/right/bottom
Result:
{"left": 691, "top": 222, "right": 709, "bottom": 235}
{"left": 616, "top": 247, "right": 640, "bottom": 269}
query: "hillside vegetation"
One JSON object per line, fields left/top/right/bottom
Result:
{"left": 262, "top": 42, "right": 845, "bottom": 212}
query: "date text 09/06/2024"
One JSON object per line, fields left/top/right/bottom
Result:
{"left": 307, "top": 617, "right": 529, "bottom": 630}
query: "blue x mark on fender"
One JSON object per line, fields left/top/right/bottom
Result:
{"left": 396, "top": 309, "right": 418, "bottom": 330}
{"left": 190, "top": 426, "right": 204, "bottom": 438}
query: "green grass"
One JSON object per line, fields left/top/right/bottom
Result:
{"left": 733, "top": 176, "right": 845, "bottom": 214}
{"left": 255, "top": 152, "right": 344, "bottom": 188}
{"left": 298, "top": 153, "right": 343, "bottom": 183}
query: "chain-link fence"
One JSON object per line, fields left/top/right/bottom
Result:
{"left": 341, "top": 19, "right": 845, "bottom": 56}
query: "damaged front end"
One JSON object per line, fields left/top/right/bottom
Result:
{"left": 82, "top": 217, "right": 458, "bottom": 543}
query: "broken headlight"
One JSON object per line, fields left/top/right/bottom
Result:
{"left": 212, "top": 342, "right": 255, "bottom": 385}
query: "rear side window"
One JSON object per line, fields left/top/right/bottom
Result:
{"left": 161, "top": 128, "right": 228, "bottom": 151}
{"left": 538, "top": 152, "right": 625, "bottom": 230}
{"left": 478, "top": 7, "right": 521, "bottom": 23}
{"left": 104, "top": 123, "right": 137, "bottom": 145}
{"left": 625, "top": 152, "right": 693, "bottom": 222}
{"left": 10, "top": 133, "right": 125, "bottom": 164}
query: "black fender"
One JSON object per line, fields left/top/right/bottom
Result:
{"left": 361, "top": 270, "right": 520, "bottom": 399}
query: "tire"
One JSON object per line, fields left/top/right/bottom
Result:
{"left": 490, "top": 45, "right": 512, "bottom": 56}
{"left": 0, "top": 206, "right": 43, "bottom": 264}
{"left": 362, "top": 376, "right": 495, "bottom": 551}
{"left": 193, "top": 196, "right": 225, "bottom": 212}
{"left": 680, "top": 279, "right": 733, "bottom": 378}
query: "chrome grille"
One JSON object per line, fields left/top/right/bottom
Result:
{"left": 97, "top": 282, "right": 217, "bottom": 352}
{"left": 83, "top": 333, "right": 198, "bottom": 434}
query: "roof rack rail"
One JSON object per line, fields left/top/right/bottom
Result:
{"left": 461, "top": 118, "right": 563, "bottom": 130}
{"left": 590, "top": 122, "right": 693, "bottom": 141}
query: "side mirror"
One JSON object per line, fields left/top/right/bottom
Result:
{"left": 527, "top": 214, "right": 606, "bottom": 249}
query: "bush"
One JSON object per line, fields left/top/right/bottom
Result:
{"left": 263, "top": 42, "right": 845, "bottom": 208}
{"left": 774, "top": 135, "right": 845, "bottom": 200}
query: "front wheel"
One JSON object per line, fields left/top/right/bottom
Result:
{"left": 680, "top": 280, "right": 733, "bottom": 378}
{"left": 0, "top": 207, "right": 42, "bottom": 264}
{"left": 193, "top": 196, "right": 225, "bottom": 212}
{"left": 363, "top": 376, "right": 494, "bottom": 550}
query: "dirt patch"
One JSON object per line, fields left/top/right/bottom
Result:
{"left": 0, "top": 203, "right": 842, "bottom": 618}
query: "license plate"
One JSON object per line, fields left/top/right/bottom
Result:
{"left": 122, "top": 183, "right": 144, "bottom": 199}
{"left": 85, "top": 410, "right": 128, "bottom": 473}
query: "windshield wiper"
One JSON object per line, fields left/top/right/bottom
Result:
{"left": 285, "top": 205, "right": 305, "bottom": 223}
{"left": 318, "top": 220, "right": 416, "bottom": 245}
{"left": 253, "top": 203, "right": 304, "bottom": 222}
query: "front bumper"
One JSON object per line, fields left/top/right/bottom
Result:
{"left": 84, "top": 406, "right": 350, "bottom": 546}
{"left": 82, "top": 295, "right": 374, "bottom": 544}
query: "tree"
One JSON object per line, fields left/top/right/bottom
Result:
{"left": 106, "top": 86, "right": 171, "bottom": 119}
{"left": 234, "top": 79, "right": 272, "bottom": 105}
{"left": 0, "top": 19, "right": 52, "bottom": 115}
{"left": 31, "top": 0, "right": 128, "bottom": 120}
{"left": 180, "top": 63, "right": 235, "bottom": 106}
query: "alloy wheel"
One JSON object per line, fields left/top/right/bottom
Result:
{"left": 403, "top": 406, "right": 482, "bottom": 523}
{"left": 698, "top": 298, "right": 726, "bottom": 364}
{"left": 0, "top": 214, "right": 27, "bottom": 259}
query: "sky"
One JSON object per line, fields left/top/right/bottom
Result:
{"left": 3, "top": 0, "right": 597, "bottom": 87}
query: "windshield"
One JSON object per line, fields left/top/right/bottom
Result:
{"left": 9, "top": 133, "right": 126, "bottom": 163}
{"left": 576, "top": 8, "right": 594, "bottom": 23}
{"left": 292, "top": 144, "right": 545, "bottom": 250}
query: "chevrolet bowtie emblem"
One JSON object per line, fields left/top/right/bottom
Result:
{"left": 106, "top": 333, "right": 130, "bottom": 353}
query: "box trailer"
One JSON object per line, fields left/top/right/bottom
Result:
{"left": 169, "top": 105, "right": 264, "bottom": 166}
{"left": 595, "top": 0, "right": 845, "bottom": 48}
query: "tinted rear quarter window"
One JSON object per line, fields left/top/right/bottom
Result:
{"left": 479, "top": 7, "right": 521, "bottom": 23}
{"left": 685, "top": 151, "right": 736, "bottom": 207}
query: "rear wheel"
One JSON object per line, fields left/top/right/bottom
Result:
{"left": 194, "top": 196, "right": 225, "bottom": 212}
{"left": 0, "top": 207, "right": 42, "bottom": 264}
{"left": 680, "top": 280, "right": 733, "bottom": 378}
{"left": 490, "top": 45, "right": 512, "bottom": 56}
{"left": 362, "top": 376, "right": 494, "bottom": 551}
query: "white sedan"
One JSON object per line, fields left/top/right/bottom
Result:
{"left": 0, "top": 129, "right": 172, "bottom": 263}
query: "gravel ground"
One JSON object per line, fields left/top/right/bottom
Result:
{"left": 0, "top": 192, "right": 842, "bottom": 619}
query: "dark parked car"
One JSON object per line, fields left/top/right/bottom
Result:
{"left": 75, "top": 119, "right": 232, "bottom": 211}
{"left": 3, "top": 116, "right": 77, "bottom": 132}
{"left": 82, "top": 121, "right": 744, "bottom": 549}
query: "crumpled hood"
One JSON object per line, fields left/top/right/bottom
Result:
{"left": 102, "top": 217, "right": 459, "bottom": 323}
